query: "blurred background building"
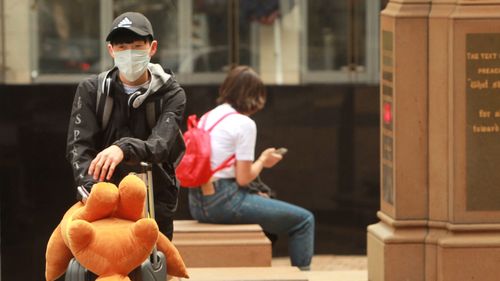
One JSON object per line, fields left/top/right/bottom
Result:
{"left": 2, "top": 0, "right": 383, "bottom": 84}
{"left": 0, "top": 0, "right": 388, "bottom": 280}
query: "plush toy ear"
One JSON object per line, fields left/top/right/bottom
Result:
{"left": 67, "top": 220, "right": 95, "bottom": 255}
{"left": 74, "top": 182, "right": 119, "bottom": 222}
{"left": 114, "top": 174, "right": 147, "bottom": 221}
{"left": 59, "top": 202, "right": 84, "bottom": 250}
{"left": 156, "top": 232, "right": 189, "bottom": 278}
{"left": 132, "top": 218, "right": 159, "bottom": 248}
{"left": 45, "top": 224, "right": 73, "bottom": 281}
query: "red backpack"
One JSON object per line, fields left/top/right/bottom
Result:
{"left": 176, "top": 111, "right": 238, "bottom": 187}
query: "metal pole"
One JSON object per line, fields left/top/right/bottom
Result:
{"left": 273, "top": 17, "right": 283, "bottom": 84}
{"left": 140, "top": 162, "right": 160, "bottom": 270}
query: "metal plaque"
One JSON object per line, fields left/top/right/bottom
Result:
{"left": 466, "top": 33, "right": 500, "bottom": 210}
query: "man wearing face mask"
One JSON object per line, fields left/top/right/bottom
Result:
{"left": 66, "top": 12, "right": 186, "bottom": 240}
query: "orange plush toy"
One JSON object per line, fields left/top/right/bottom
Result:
{"left": 45, "top": 174, "right": 189, "bottom": 281}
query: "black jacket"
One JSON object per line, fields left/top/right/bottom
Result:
{"left": 66, "top": 64, "right": 186, "bottom": 217}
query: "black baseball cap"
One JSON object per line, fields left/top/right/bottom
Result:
{"left": 106, "top": 12, "right": 154, "bottom": 42}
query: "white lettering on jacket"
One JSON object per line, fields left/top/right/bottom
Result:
{"left": 74, "top": 130, "right": 80, "bottom": 141}
{"left": 70, "top": 147, "right": 78, "bottom": 158}
{"left": 77, "top": 95, "right": 82, "bottom": 109}
{"left": 75, "top": 113, "right": 82, "bottom": 125}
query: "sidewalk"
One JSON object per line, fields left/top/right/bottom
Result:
{"left": 272, "top": 255, "right": 367, "bottom": 281}
{"left": 172, "top": 255, "right": 367, "bottom": 281}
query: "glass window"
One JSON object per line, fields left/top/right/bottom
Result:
{"left": 302, "top": 0, "right": 379, "bottom": 83}
{"left": 190, "top": 0, "right": 229, "bottom": 72}
{"left": 307, "top": 1, "right": 351, "bottom": 71}
{"left": 37, "top": 0, "right": 101, "bottom": 74}
{"left": 30, "top": 0, "right": 379, "bottom": 84}
{"left": 353, "top": 2, "right": 367, "bottom": 72}
{"left": 156, "top": 0, "right": 230, "bottom": 83}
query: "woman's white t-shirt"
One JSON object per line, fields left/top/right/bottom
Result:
{"left": 198, "top": 103, "right": 256, "bottom": 179}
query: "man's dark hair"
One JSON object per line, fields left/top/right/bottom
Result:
{"left": 109, "top": 29, "right": 153, "bottom": 45}
{"left": 217, "top": 65, "right": 266, "bottom": 115}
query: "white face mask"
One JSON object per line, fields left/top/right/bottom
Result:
{"left": 113, "top": 48, "right": 151, "bottom": 82}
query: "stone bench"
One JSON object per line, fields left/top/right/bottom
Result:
{"left": 171, "top": 267, "right": 308, "bottom": 281}
{"left": 172, "top": 220, "right": 272, "bottom": 268}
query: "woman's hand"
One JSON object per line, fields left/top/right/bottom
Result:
{"left": 236, "top": 148, "right": 283, "bottom": 186}
{"left": 257, "top": 148, "right": 283, "bottom": 168}
{"left": 257, "top": 192, "right": 270, "bottom": 198}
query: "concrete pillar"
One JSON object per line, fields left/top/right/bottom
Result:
{"left": 368, "top": 1, "right": 430, "bottom": 279}
{"left": 259, "top": 4, "right": 300, "bottom": 85}
{"left": 3, "top": 0, "right": 31, "bottom": 83}
{"left": 427, "top": 1, "right": 455, "bottom": 280}
{"left": 369, "top": 0, "right": 500, "bottom": 280}
{"left": 0, "top": 0, "right": 4, "bottom": 83}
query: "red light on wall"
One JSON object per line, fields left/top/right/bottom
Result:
{"left": 80, "top": 62, "right": 91, "bottom": 72}
{"left": 383, "top": 102, "right": 392, "bottom": 124}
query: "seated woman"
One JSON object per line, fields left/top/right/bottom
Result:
{"left": 188, "top": 65, "right": 315, "bottom": 270}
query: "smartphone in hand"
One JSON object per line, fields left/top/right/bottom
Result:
{"left": 275, "top": 147, "right": 288, "bottom": 155}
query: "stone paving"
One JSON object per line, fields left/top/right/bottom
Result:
{"left": 171, "top": 255, "right": 368, "bottom": 281}
{"left": 273, "top": 255, "right": 368, "bottom": 281}
{"left": 273, "top": 254, "right": 367, "bottom": 271}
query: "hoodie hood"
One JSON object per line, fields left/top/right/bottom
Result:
{"left": 128, "top": 63, "right": 172, "bottom": 108}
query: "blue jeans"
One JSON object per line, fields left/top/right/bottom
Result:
{"left": 188, "top": 178, "right": 315, "bottom": 268}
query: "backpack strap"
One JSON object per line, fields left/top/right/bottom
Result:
{"left": 145, "top": 97, "right": 163, "bottom": 130}
{"left": 212, "top": 154, "right": 236, "bottom": 173}
{"left": 201, "top": 111, "right": 239, "bottom": 132}
{"left": 96, "top": 70, "right": 113, "bottom": 130}
{"left": 202, "top": 110, "right": 239, "bottom": 172}
{"left": 186, "top": 114, "right": 199, "bottom": 130}
{"left": 146, "top": 101, "right": 156, "bottom": 130}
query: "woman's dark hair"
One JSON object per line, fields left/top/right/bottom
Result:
{"left": 217, "top": 65, "right": 266, "bottom": 115}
